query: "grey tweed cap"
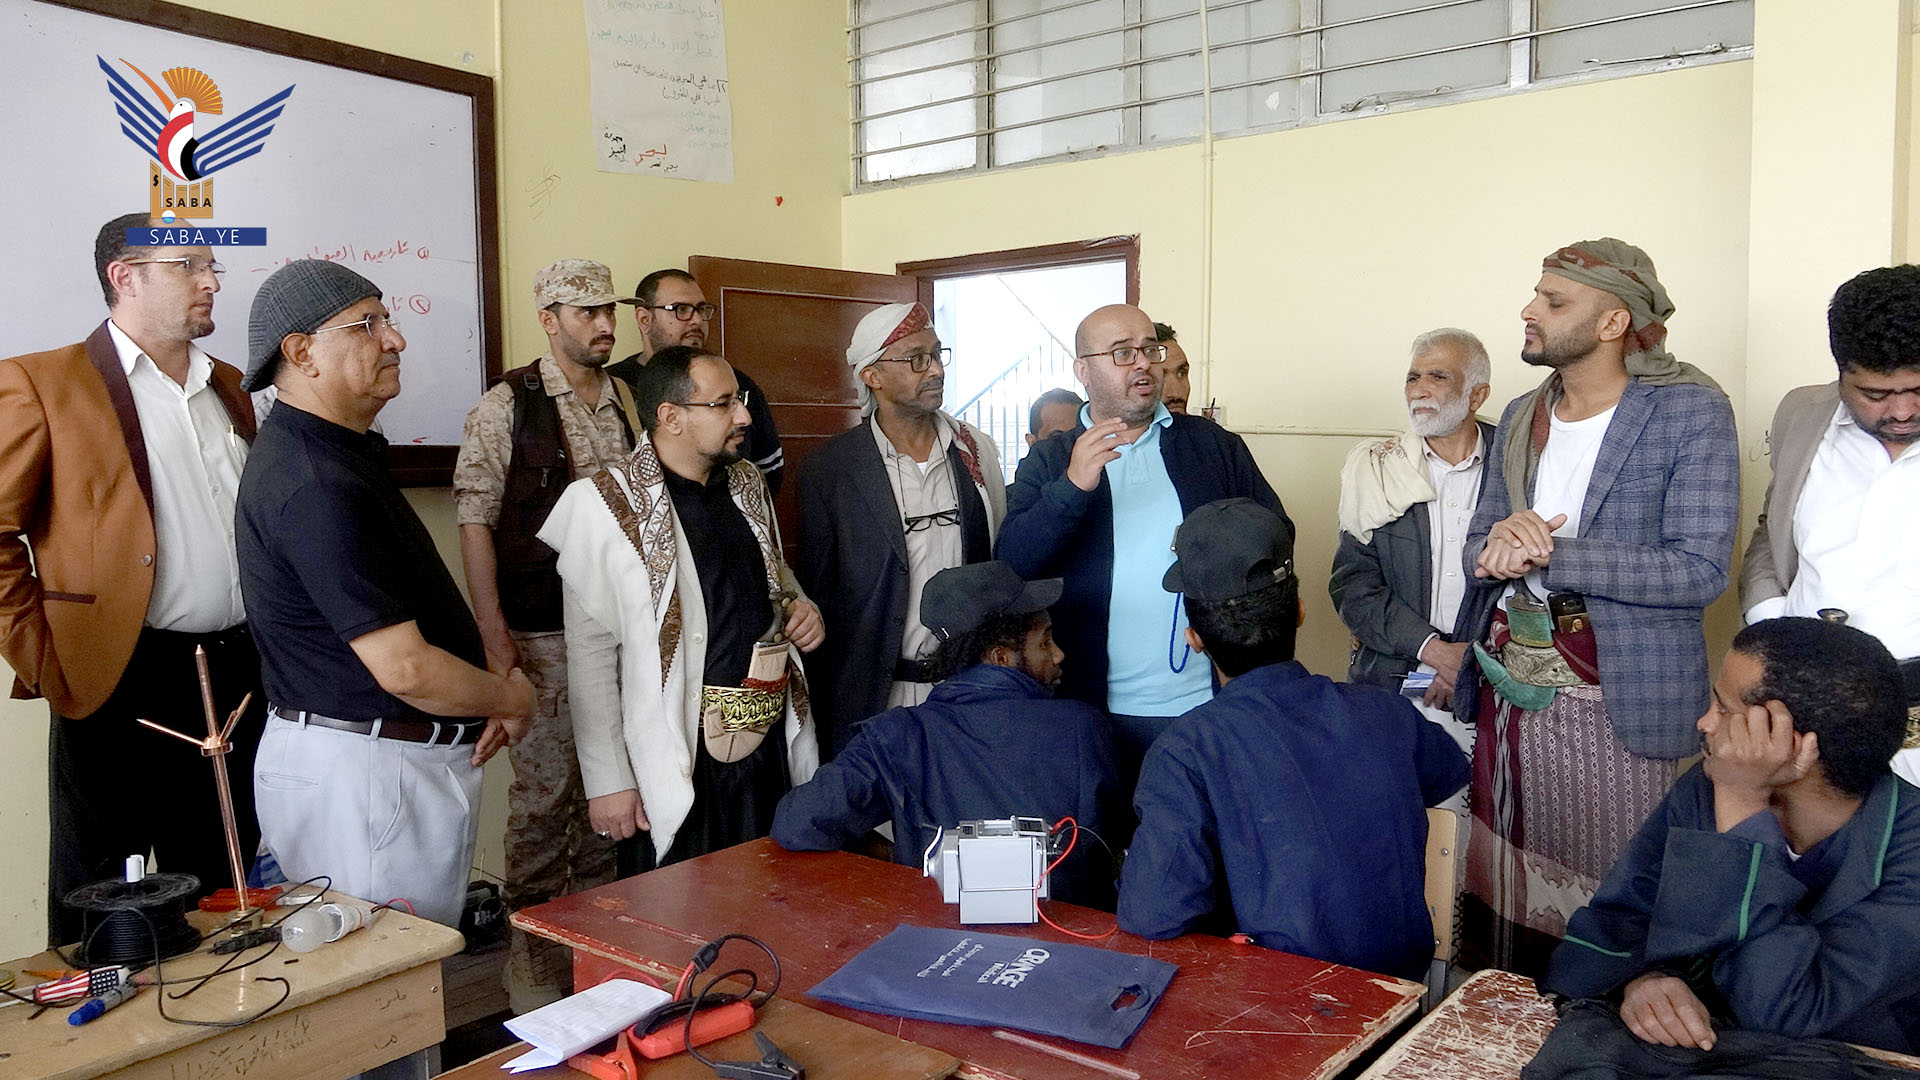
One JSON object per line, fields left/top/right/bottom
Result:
{"left": 244, "top": 260, "right": 383, "bottom": 391}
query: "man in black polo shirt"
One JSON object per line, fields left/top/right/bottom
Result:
{"left": 236, "top": 260, "right": 533, "bottom": 926}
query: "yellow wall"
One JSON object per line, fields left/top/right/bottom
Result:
{"left": 0, "top": 0, "right": 848, "bottom": 963}
{"left": 845, "top": 60, "right": 1757, "bottom": 678}
{"left": 6, "top": 0, "right": 1916, "bottom": 968}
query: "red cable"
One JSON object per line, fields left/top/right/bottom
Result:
{"left": 1034, "top": 817, "right": 1116, "bottom": 941}
{"left": 674, "top": 960, "right": 697, "bottom": 999}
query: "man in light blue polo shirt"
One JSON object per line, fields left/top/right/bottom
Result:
{"left": 999, "top": 304, "right": 1287, "bottom": 786}
{"left": 1097, "top": 397, "right": 1211, "bottom": 731}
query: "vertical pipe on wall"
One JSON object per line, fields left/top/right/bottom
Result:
{"left": 1197, "top": 0, "right": 1216, "bottom": 415}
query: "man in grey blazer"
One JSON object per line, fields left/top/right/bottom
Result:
{"left": 1331, "top": 328, "right": 1496, "bottom": 775}
{"left": 1742, "top": 265, "right": 1920, "bottom": 784}
{"left": 1459, "top": 239, "right": 1741, "bottom": 976}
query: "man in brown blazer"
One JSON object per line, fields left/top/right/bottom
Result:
{"left": 0, "top": 213, "right": 265, "bottom": 945}
{"left": 1742, "top": 264, "right": 1920, "bottom": 785}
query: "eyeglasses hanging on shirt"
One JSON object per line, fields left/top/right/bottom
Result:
{"left": 903, "top": 507, "right": 959, "bottom": 533}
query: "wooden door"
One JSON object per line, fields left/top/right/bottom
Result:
{"left": 687, "top": 256, "right": 921, "bottom": 556}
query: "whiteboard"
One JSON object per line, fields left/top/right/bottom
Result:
{"left": 0, "top": 0, "right": 500, "bottom": 465}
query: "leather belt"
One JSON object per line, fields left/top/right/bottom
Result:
{"left": 893, "top": 657, "right": 938, "bottom": 684}
{"left": 269, "top": 704, "right": 482, "bottom": 746}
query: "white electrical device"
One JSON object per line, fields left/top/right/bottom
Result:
{"left": 923, "top": 816, "right": 1054, "bottom": 925}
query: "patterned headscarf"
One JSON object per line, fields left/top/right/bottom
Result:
{"left": 846, "top": 302, "right": 931, "bottom": 415}
{"left": 1502, "top": 240, "right": 1725, "bottom": 511}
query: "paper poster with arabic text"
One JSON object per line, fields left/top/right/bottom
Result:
{"left": 584, "top": 0, "right": 733, "bottom": 183}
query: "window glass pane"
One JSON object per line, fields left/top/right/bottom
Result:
{"left": 858, "top": 0, "right": 979, "bottom": 182}
{"left": 934, "top": 259, "right": 1127, "bottom": 482}
{"left": 1318, "top": 0, "right": 1507, "bottom": 115}
{"left": 993, "top": 0, "right": 1126, "bottom": 165}
{"left": 1535, "top": 0, "right": 1753, "bottom": 79}
{"left": 1207, "top": 0, "right": 1302, "bottom": 135}
{"left": 1141, "top": 1, "right": 1203, "bottom": 144}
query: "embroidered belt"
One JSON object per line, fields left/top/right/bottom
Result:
{"left": 700, "top": 683, "right": 785, "bottom": 735}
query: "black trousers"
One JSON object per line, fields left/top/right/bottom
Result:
{"left": 47, "top": 624, "right": 267, "bottom": 947}
{"left": 614, "top": 729, "right": 789, "bottom": 879}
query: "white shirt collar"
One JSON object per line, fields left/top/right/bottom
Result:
{"left": 1421, "top": 426, "right": 1484, "bottom": 470}
{"left": 106, "top": 318, "right": 212, "bottom": 395}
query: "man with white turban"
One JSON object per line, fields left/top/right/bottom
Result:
{"left": 795, "top": 303, "right": 1005, "bottom": 758}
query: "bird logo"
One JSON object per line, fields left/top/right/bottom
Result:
{"left": 100, "top": 57, "right": 294, "bottom": 224}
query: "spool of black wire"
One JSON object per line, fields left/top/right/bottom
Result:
{"left": 65, "top": 873, "right": 201, "bottom": 967}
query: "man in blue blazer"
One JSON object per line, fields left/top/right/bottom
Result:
{"left": 1459, "top": 238, "right": 1741, "bottom": 975}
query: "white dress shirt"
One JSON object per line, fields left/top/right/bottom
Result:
{"left": 1412, "top": 431, "right": 1487, "bottom": 784}
{"left": 1746, "top": 404, "right": 1920, "bottom": 658}
{"left": 1423, "top": 430, "right": 1486, "bottom": 636}
{"left": 872, "top": 416, "right": 964, "bottom": 710}
{"left": 107, "top": 320, "right": 248, "bottom": 632}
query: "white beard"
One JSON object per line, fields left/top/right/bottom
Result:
{"left": 1407, "top": 391, "right": 1472, "bottom": 438}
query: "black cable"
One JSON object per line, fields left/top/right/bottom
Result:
{"left": 679, "top": 935, "right": 782, "bottom": 1072}
{"left": 162, "top": 876, "right": 330, "bottom": 1000}
{"left": 139, "top": 899, "right": 292, "bottom": 1028}
{"left": 63, "top": 873, "right": 201, "bottom": 968}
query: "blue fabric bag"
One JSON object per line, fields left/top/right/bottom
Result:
{"left": 807, "top": 924, "right": 1176, "bottom": 1049}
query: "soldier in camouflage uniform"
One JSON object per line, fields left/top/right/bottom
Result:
{"left": 454, "top": 260, "right": 639, "bottom": 1012}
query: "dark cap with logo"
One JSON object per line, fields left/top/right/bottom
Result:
{"left": 1162, "top": 498, "right": 1295, "bottom": 602}
{"left": 921, "top": 561, "right": 1063, "bottom": 641}
{"left": 243, "top": 259, "right": 384, "bottom": 392}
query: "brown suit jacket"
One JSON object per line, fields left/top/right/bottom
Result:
{"left": 1740, "top": 381, "right": 1842, "bottom": 612}
{"left": 0, "top": 322, "right": 256, "bottom": 718}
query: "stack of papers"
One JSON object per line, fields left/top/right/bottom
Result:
{"left": 501, "top": 977, "right": 672, "bottom": 1072}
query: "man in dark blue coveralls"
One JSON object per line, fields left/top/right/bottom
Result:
{"left": 771, "top": 561, "right": 1123, "bottom": 907}
{"left": 1117, "top": 498, "right": 1470, "bottom": 978}
{"left": 1542, "top": 617, "right": 1920, "bottom": 1056}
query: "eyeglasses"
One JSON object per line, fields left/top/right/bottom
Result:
{"left": 875, "top": 348, "right": 952, "bottom": 374}
{"left": 672, "top": 389, "right": 751, "bottom": 410}
{"left": 122, "top": 256, "right": 225, "bottom": 279}
{"left": 647, "top": 302, "right": 718, "bottom": 322}
{"left": 311, "top": 312, "right": 402, "bottom": 339}
{"left": 1078, "top": 343, "right": 1168, "bottom": 366}
{"left": 904, "top": 507, "right": 959, "bottom": 533}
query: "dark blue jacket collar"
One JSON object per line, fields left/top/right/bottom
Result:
{"left": 929, "top": 663, "right": 1053, "bottom": 705}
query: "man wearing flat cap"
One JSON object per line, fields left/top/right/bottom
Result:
{"left": 539, "top": 344, "right": 823, "bottom": 876}
{"left": 1459, "top": 239, "right": 1740, "bottom": 974}
{"left": 795, "top": 302, "right": 1004, "bottom": 759}
{"left": 772, "top": 560, "right": 1121, "bottom": 907}
{"left": 237, "top": 259, "right": 533, "bottom": 927}
{"left": 1118, "top": 498, "right": 1469, "bottom": 979}
{"left": 0, "top": 213, "right": 264, "bottom": 945}
{"left": 455, "top": 260, "right": 640, "bottom": 1010}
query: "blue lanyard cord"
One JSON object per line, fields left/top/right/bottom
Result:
{"left": 1168, "top": 591, "right": 1190, "bottom": 674}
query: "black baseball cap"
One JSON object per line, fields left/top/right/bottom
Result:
{"left": 921, "top": 562, "right": 1063, "bottom": 640}
{"left": 1162, "top": 498, "right": 1294, "bottom": 602}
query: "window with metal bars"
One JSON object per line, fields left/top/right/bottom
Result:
{"left": 851, "top": 0, "right": 1752, "bottom": 185}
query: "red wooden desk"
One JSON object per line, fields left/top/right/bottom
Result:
{"left": 513, "top": 838, "right": 1423, "bottom": 1080}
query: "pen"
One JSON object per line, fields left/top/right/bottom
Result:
{"left": 68, "top": 983, "right": 141, "bottom": 1025}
